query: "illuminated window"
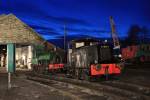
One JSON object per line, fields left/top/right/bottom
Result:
{"left": 76, "top": 42, "right": 84, "bottom": 48}
{"left": 101, "top": 46, "right": 109, "bottom": 48}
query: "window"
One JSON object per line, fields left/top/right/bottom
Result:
{"left": 75, "top": 42, "right": 84, "bottom": 48}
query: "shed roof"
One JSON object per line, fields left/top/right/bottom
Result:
{"left": 0, "top": 14, "right": 64, "bottom": 51}
{"left": 0, "top": 14, "right": 49, "bottom": 45}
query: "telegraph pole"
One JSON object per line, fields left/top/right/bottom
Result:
{"left": 64, "top": 22, "right": 67, "bottom": 51}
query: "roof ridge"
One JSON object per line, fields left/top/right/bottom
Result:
{"left": 0, "top": 14, "right": 9, "bottom": 20}
{"left": 0, "top": 13, "right": 45, "bottom": 43}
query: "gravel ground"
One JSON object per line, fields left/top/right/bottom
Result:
{"left": 0, "top": 73, "right": 73, "bottom": 100}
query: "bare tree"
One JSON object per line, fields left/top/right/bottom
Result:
{"left": 126, "top": 25, "right": 141, "bottom": 45}
{"left": 141, "top": 26, "right": 149, "bottom": 43}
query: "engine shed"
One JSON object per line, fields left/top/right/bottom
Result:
{"left": 0, "top": 14, "right": 58, "bottom": 72}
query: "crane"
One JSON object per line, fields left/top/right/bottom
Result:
{"left": 109, "top": 16, "right": 121, "bottom": 58}
{"left": 64, "top": 23, "right": 67, "bottom": 50}
{"left": 109, "top": 16, "right": 120, "bottom": 49}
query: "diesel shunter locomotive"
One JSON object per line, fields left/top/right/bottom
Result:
{"left": 67, "top": 38, "right": 122, "bottom": 80}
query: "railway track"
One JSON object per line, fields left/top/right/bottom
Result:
{"left": 101, "top": 80, "right": 150, "bottom": 96}
{"left": 119, "top": 77, "right": 150, "bottom": 88}
{"left": 119, "top": 68, "right": 150, "bottom": 88}
{"left": 27, "top": 76, "right": 107, "bottom": 100}
{"left": 27, "top": 73, "right": 150, "bottom": 100}
{"left": 123, "top": 68, "right": 150, "bottom": 76}
{"left": 27, "top": 76, "right": 124, "bottom": 100}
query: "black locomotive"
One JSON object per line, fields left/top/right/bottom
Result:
{"left": 66, "top": 38, "right": 122, "bottom": 80}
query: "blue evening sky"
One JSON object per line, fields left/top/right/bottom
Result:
{"left": 0, "top": 0, "right": 149, "bottom": 47}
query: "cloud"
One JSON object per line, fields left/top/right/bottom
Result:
{"left": 44, "top": 15, "right": 91, "bottom": 26}
{"left": 37, "top": 29, "right": 60, "bottom": 36}
{"left": 61, "top": 27, "right": 110, "bottom": 33}
{"left": 42, "top": 35, "right": 62, "bottom": 40}
{"left": 29, "top": 24, "right": 62, "bottom": 36}
{"left": 30, "top": 24, "right": 56, "bottom": 31}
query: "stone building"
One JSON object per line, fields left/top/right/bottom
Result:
{"left": 0, "top": 14, "right": 57, "bottom": 71}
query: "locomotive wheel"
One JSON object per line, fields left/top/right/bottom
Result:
{"left": 83, "top": 74, "right": 90, "bottom": 81}
{"left": 67, "top": 68, "right": 76, "bottom": 78}
{"left": 75, "top": 69, "right": 81, "bottom": 79}
{"left": 81, "top": 69, "right": 91, "bottom": 81}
